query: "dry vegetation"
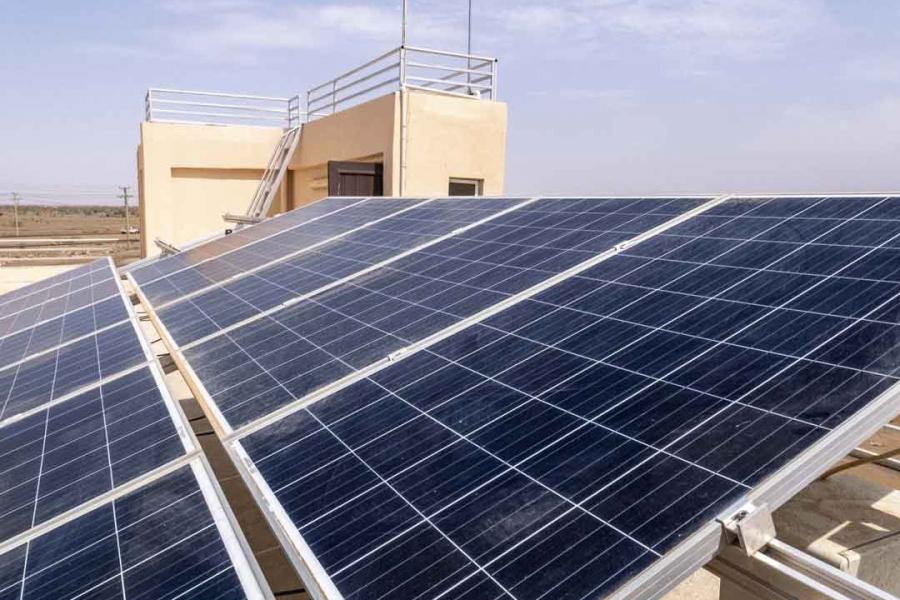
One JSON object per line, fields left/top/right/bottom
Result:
{"left": 0, "top": 205, "right": 141, "bottom": 265}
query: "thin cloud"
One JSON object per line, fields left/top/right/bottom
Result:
{"left": 841, "top": 57, "right": 900, "bottom": 85}
{"left": 491, "top": 0, "right": 834, "bottom": 65}
{"left": 117, "top": 1, "right": 465, "bottom": 63}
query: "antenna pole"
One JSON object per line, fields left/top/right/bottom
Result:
{"left": 10, "top": 192, "right": 20, "bottom": 237}
{"left": 401, "top": 0, "right": 408, "bottom": 46}
{"left": 118, "top": 186, "right": 133, "bottom": 249}
{"left": 467, "top": 0, "right": 473, "bottom": 91}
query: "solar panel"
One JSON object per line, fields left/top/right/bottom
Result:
{"left": 161, "top": 197, "right": 712, "bottom": 430}
{"left": 0, "top": 460, "right": 266, "bottom": 599}
{"left": 187, "top": 194, "right": 900, "bottom": 600}
{"left": 149, "top": 197, "right": 530, "bottom": 346}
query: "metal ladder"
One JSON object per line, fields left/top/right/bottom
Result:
{"left": 224, "top": 125, "right": 302, "bottom": 227}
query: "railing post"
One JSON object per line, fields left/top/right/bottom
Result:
{"left": 492, "top": 59, "right": 499, "bottom": 100}
{"left": 398, "top": 45, "right": 408, "bottom": 197}
{"left": 145, "top": 90, "right": 153, "bottom": 122}
{"left": 331, "top": 80, "right": 337, "bottom": 115}
{"left": 306, "top": 90, "right": 311, "bottom": 123}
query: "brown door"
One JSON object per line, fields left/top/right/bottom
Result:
{"left": 328, "top": 161, "right": 384, "bottom": 196}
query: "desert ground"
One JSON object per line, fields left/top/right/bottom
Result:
{"left": 0, "top": 204, "right": 140, "bottom": 266}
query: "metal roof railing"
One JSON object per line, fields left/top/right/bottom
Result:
{"left": 145, "top": 88, "right": 303, "bottom": 128}
{"left": 305, "top": 45, "right": 498, "bottom": 121}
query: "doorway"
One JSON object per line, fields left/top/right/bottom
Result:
{"left": 328, "top": 161, "right": 384, "bottom": 196}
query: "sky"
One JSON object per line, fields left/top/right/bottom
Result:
{"left": 2, "top": 0, "right": 900, "bottom": 204}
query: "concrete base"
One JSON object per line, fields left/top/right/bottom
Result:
{"left": 664, "top": 568, "right": 721, "bottom": 600}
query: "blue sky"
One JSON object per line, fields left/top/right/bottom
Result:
{"left": 2, "top": 0, "right": 900, "bottom": 203}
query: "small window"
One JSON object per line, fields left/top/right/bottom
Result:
{"left": 448, "top": 178, "right": 483, "bottom": 196}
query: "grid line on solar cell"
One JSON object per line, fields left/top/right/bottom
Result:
{"left": 0, "top": 461, "right": 260, "bottom": 600}
{"left": 137, "top": 198, "right": 431, "bottom": 306}
{"left": 230, "top": 195, "right": 900, "bottom": 600}
{"left": 147, "top": 197, "right": 536, "bottom": 347}
{"left": 129, "top": 196, "right": 372, "bottom": 285}
{"left": 175, "top": 197, "right": 721, "bottom": 431}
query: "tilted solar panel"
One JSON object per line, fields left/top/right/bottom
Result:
{"left": 123, "top": 194, "right": 900, "bottom": 599}
{"left": 175, "top": 194, "right": 900, "bottom": 600}
{"left": 0, "top": 258, "right": 269, "bottom": 599}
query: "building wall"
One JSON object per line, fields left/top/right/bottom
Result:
{"left": 137, "top": 90, "right": 507, "bottom": 257}
{"left": 137, "top": 122, "right": 285, "bottom": 257}
{"left": 290, "top": 93, "right": 397, "bottom": 206}
{"left": 169, "top": 168, "right": 266, "bottom": 244}
{"left": 403, "top": 91, "right": 508, "bottom": 197}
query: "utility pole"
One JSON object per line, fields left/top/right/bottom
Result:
{"left": 118, "top": 186, "right": 132, "bottom": 248}
{"left": 10, "top": 192, "right": 20, "bottom": 237}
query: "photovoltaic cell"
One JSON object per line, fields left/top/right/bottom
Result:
{"left": 182, "top": 197, "right": 710, "bottom": 428}
{"left": 0, "top": 465, "right": 254, "bottom": 600}
{"left": 0, "top": 367, "right": 187, "bottom": 540}
{"left": 0, "top": 321, "right": 147, "bottom": 423}
{"left": 235, "top": 195, "right": 900, "bottom": 600}
{"left": 157, "top": 197, "right": 529, "bottom": 346}
{"left": 137, "top": 198, "right": 428, "bottom": 306}
{"left": 129, "top": 196, "right": 370, "bottom": 285}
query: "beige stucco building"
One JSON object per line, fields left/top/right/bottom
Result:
{"left": 137, "top": 51, "right": 508, "bottom": 258}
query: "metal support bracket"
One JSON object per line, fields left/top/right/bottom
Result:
{"left": 711, "top": 539, "right": 899, "bottom": 600}
{"left": 720, "top": 502, "right": 776, "bottom": 556}
{"left": 223, "top": 213, "right": 265, "bottom": 225}
{"left": 714, "top": 503, "right": 897, "bottom": 599}
{"left": 154, "top": 238, "right": 181, "bottom": 256}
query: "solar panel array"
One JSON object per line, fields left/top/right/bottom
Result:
{"left": 130, "top": 195, "right": 900, "bottom": 600}
{"left": 0, "top": 258, "right": 268, "bottom": 599}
